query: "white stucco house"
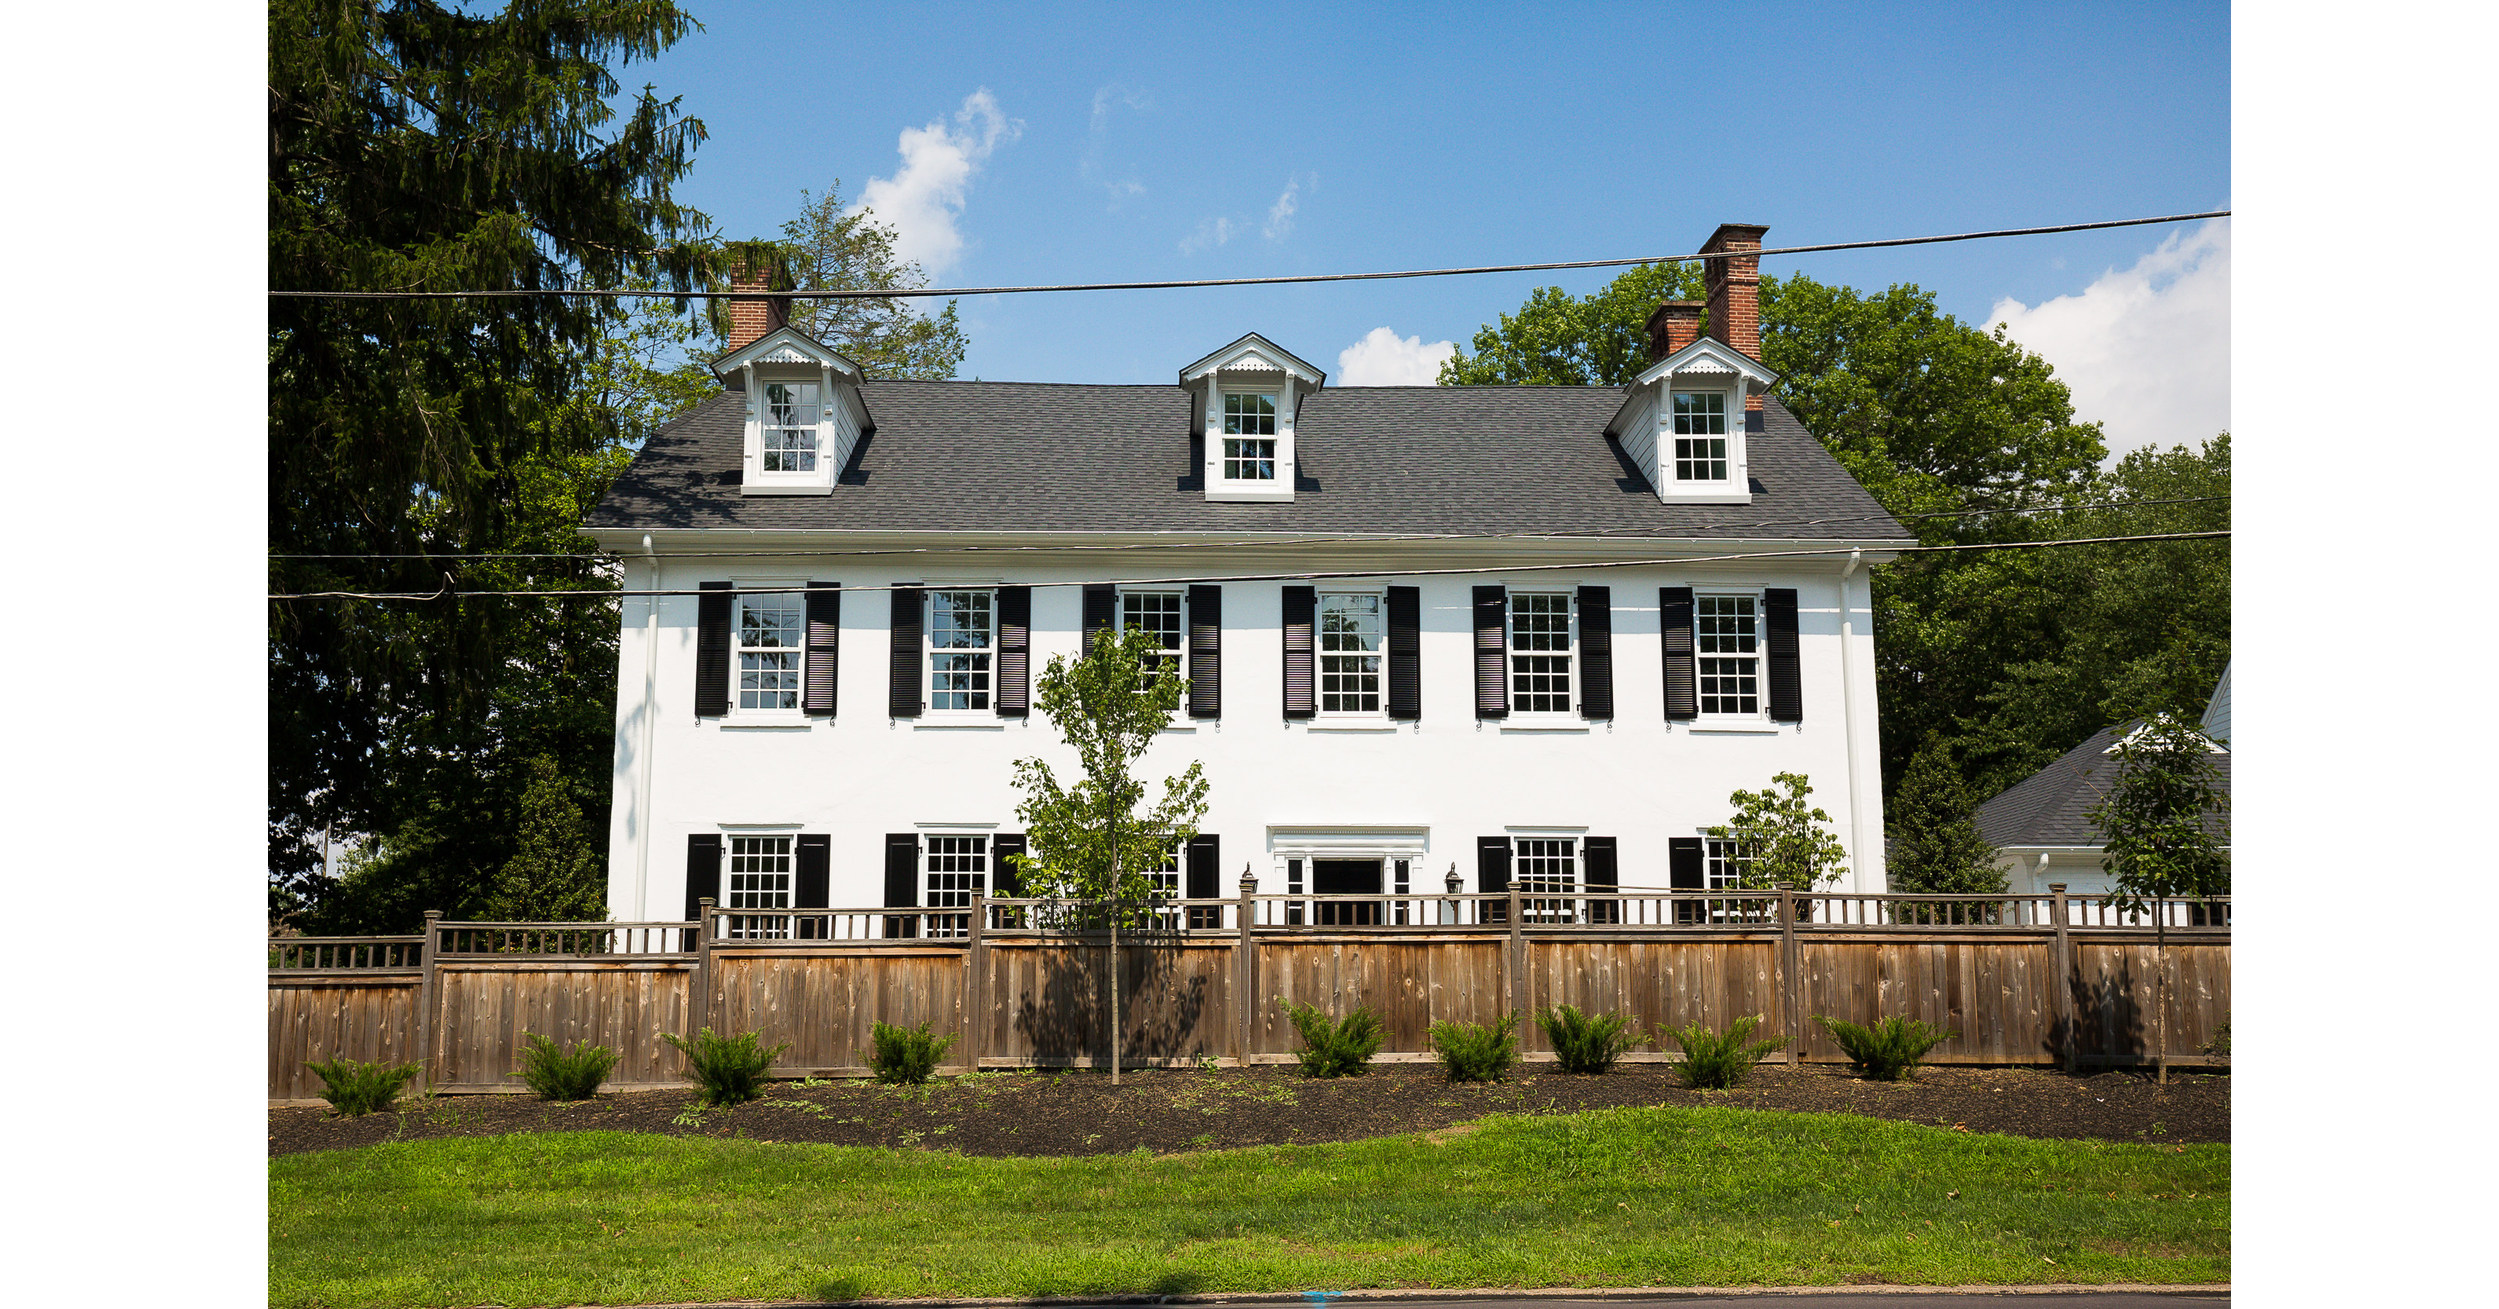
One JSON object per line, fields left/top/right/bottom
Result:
{"left": 580, "top": 223, "right": 1913, "bottom": 932}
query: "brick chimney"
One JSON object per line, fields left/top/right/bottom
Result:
{"left": 724, "top": 261, "right": 787, "bottom": 352}
{"left": 1644, "top": 300, "right": 1704, "bottom": 362}
{"left": 1700, "top": 222, "right": 1768, "bottom": 410}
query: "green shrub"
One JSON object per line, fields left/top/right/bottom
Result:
{"left": 304, "top": 1056, "right": 422, "bottom": 1116}
{"left": 1280, "top": 998, "right": 1383, "bottom": 1078}
{"left": 1430, "top": 1013, "right": 1521, "bottom": 1083}
{"left": 510, "top": 1033, "right": 618, "bottom": 1101}
{"left": 1812, "top": 1014, "right": 1956, "bottom": 1081}
{"left": 1537, "top": 1004, "right": 1646, "bottom": 1075}
{"left": 660, "top": 1027, "right": 790, "bottom": 1105}
{"left": 1663, "top": 1014, "right": 1788, "bottom": 1089}
{"left": 2201, "top": 1016, "right": 2231, "bottom": 1058}
{"left": 868, "top": 1020, "right": 958, "bottom": 1085}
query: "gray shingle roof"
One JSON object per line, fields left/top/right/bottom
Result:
{"left": 585, "top": 381, "right": 1914, "bottom": 540}
{"left": 1976, "top": 723, "right": 2233, "bottom": 849}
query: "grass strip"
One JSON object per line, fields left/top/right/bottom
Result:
{"left": 269, "top": 1104, "right": 2226, "bottom": 1308}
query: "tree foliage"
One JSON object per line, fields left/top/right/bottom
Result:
{"left": 771, "top": 184, "right": 969, "bottom": 379}
{"left": 1707, "top": 773, "right": 1849, "bottom": 890}
{"left": 1884, "top": 735, "right": 2005, "bottom": 897}
{"left": 2088, "top": 711, "right": 2231, "bottom": 914}
{"left": 484, "top": 755, "right": 607, "bottom": 922}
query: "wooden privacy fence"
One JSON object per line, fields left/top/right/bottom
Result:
{"left": 268, "top": 883, "right": 2229, "bottom": 1102}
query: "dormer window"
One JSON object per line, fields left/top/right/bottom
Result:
{"left": 709, "top": 326, "right": 867, "bottom": 497}
{"left": 1180, "top": 333, "right": 1326, "bottom": 504}
{"left": 762, "top": 382, "right": 821, "bottom": 473}
{"left": 1222, "top": 392, "right": 1279, "bottom": 481}
{"left": 1610, "top": 335, "right": 1777, "bottom": 506}
{"left": 1672, "top": 391, "right": 1729, "bottom": 482}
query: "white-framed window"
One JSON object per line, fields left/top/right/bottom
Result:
{"left": 726, "top": 835, "right": 793, "bottom": 939}
{"left": 1514, "top": 836, "right": 1579, "bottom": 924}
{"left": 1672, "top": 391, "right": 1729, "bottom": 482}
{"left": 1317, "top": 592, "right": 1383, "bottom": 715}
{"left": 1695, "top": 594, "right": 1760, "bottom": 716}
{"left": 735, "top": 589, "right": 805, "bottom": 712}
{"left": 1119, "top": 590, "right": 1185, "bottom": 687}
{"left": 1508, "top": 592, "right": 1574, "bottom": 714}
{"left": 1221, "top": 391, "right": 1279, "bottom": 481}
{"left": 1704, "top": 836, "right": 1753, "bottom": 890}
{"left": 927, "top": 589, "right": 995, "bottom": 712}
{"left": 924, "top": 834, "right": 988, "bottom": 939}
{"left": 761, "top": 381, "right": 821, "bottom": 473}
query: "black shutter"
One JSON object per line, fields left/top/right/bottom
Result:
{"left": 996, "top": 586, "right": 1031, "bottom": 717}
{"left": 1186, "top": 832, "right": 1221, "bottom": 929}
{"left": 1281, "top": 586, "right": 1316, "bottom": 718}
{"left": 1477, "top": 835, "right": 1511, "bottom": 924}
{"left": 1669, "top": 836, "right": 1705, "bottom": 925}
{"left": 1583, "top": 835, "right": 1619, "bottom": 924}
{"left": 695, "top": 582, "right": 733, "bottom": 718}
{"left": 1577, "top": 586, "right": 1613, "bottom": 720}
{"left": 1472, "top": 585, "right": 1507, "bottom": 718}
{"left": 803, "top": 583, "right": 839, "bottom": 717}
{"left": 1661, "top": 586, "right": 1697, "bottom": 720}
{"left": 1386, "top": 585, "right": 1421, "bottom": 720}
{"left": 991, "top": 833, "right": 1027, "bottom": 898}
{"left": 1187, "top": 585, "right": 1223, "bottom": 719}
{"left": 794, "top": 833, "right": 831, "bottom": 939}
{"left": 883, "top": 833, "right": 920, "bottom": 939}
{"left": 1082, "top": 583, "right": 1117, "bottom": 654}
{"left": 888, "top": 586, "right": 923, "bottom": 718}
{"left": 683, "top": 834, "right": 722, "bottom": 949}
{"left": 1765, "top": 587, "right": 1802, "bottom": 722}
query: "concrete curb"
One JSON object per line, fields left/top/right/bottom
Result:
{"left": 596, "top": 1286, "right": 2229, "bottom": 1308}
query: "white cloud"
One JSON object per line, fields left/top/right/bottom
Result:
{"left": 1988, "top": 218, "right": 2231, "bottom": 459}
{"left": 1337, "top": 327, "right": 1456, "bottom": 386}
{"left": 1081, "top": 85, "right": 1149, "bottom": 206}
{"left": 1178, "top": 216, "right": 1236, "bottom": 255}
{"left": 1263, "top": 179, "right": 1301, "bottom": 240}
{"left": 849, "top": 89, "right": 1022, "bottom": 275}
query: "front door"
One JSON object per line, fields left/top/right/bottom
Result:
{"left": 1312, "top": 858, "right": 1383, "bottom": 925}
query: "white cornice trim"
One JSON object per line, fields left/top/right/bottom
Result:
{"left": 710, "top": 326, "right": 864, "bottom": 381}
{"left": 1177, "top": 332, "right": 1328, "bottom": 387}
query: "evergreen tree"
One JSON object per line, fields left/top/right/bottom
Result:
{"left": 772, "top": 184, "right": 969, "bottom": 379}
{"left": 484, "top": 756, "right": 607, "bottom": 923}
{"left": 1885, "top": 735, "right": 2005, "bottom": 896}
{"left": 2088, "top": 711, "right": 2231, "bottom": 915}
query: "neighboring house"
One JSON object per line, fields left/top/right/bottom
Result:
{"left": 580, "top": 223, "right": 1915, "bottom": 933}
{"left": 1977, "top": 673, "right": 2234, "bottom": 902}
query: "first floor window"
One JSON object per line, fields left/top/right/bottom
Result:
{"left": 1704, "top": 837, "right": 1752, "bottom": 890}
{"left": 1318, "top": 592, "right": 1382, "bottom": 713}
{"left": 928, "top": 590, "right": 994, "bottom": 710}
{"left": 1672, "top": 390, "right": 1727, "bottom": 481}
{"left": 925, "top": 835, "right": 987, "bottom": 939}
{"left": 1696, "top": 594, "right": 1759, "bottom": 715}
{"left": 727, "top": 836, "right": 793, "bottom": 938}
{"left": 1508, "top": 592, "right": 1573, "bottom": 713}
{"left": 1120, "top": 590, "right": 1185, "bottom": 687}
{"left": 1513, "top": 837, "right": 1579, "bottom": 923}
{"left": 737, "top": 590, "right": 804, "bottom": 711}
{"left": 762, "top": 381, "right": 821, "bottom": 472}
{"left": 1222, "top": 391, "right": 1278, "bottom": 480}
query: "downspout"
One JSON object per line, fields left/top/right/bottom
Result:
{"left": 634, "top": 533, "right": 661, "bottom": 919}
{"left": 1836, "top": 549, "right": 1871, "bottom": 890}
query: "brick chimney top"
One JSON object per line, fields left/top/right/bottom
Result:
{"left": 1699, "top": 223, "right": 1768, "bottom": 409}
{"left": 724, "top": 262, "right": 788, "bottom": 353}
{"left": 1644, "top": 300, "right": 1704, "bottom": 362}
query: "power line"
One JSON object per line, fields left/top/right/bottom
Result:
{"left": 268, "top": 530, "right": 2228, "bottom": 601}
{"left": 267, "top": 211, "right": 2229, "bottom": 301}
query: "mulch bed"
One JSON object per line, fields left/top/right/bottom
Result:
{"left": 270, "top": 1062, "right": 2226, "bottom": 1158}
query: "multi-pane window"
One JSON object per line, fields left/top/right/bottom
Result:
{"left": 924, "top": 835, "right": 987, "bottom": 939}
{"left": 1704, "top": 835, "right": 1758, "bottom": 922}
{"left": 1222, "top": 392, "right": 1278, "bottom": 481}
{"left": 736, "top": 591, "right": 804, "bottom": 711}
{"left": 1696, "top": 594, "right": 1759, "bottom": 715}
{"left": 1317, "top": 593, "right": 1382, "bottom": 714}
{"left": 1120, "top": 591, "right": 1185, "bottom": 687}
{"left": 726, "top": 835, "right": 793, "bottom": 939}
{"left": 762, "top": 382, "right": 821, "bottom": 473}
{"left": 1138, "top": 845, "right": 1183, "bottom": 930}
{"left": 1514, "top": 837, "right": 1579, "bottom": 923}
{"left": 1672, "top": 391, "right": 1728, "bottom": 481}
{"left": 927, "top": 590, "right": 994, "bottom": 711}
{"left": 1508, "top": 593, "right": 1573, "bottom": 714}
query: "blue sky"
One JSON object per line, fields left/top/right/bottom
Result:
{"left": 628, "top": 1, "right": 2230, "bottom": 453}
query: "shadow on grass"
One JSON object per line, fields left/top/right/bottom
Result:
{"left": 810, "top": 1269, "right": 1204, "bottom": 1305}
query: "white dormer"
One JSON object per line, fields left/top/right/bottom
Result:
{"left": 712, "top": 327, "right": 871, "bottom": 496}
{"left": 1179, "top": 334, "right": 1326, "bottom": 503}
{"left": 1607, "top": 336, "right": 1779, "bottom": 506}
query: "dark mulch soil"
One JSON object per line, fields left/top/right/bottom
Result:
{"left": 270, "top": 1061, "right": 2226, "bottom": 1158}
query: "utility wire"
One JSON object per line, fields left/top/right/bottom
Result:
{"left": 267, "top": 211, "right": 2229, "bottom": 301}
{"left": 268, "top": 530, "right": 2228, "bottom": 601}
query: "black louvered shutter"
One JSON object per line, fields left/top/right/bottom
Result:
{"left": 1577, "top": 585, "right": 1613, "bottom": 720}
{"left": 1281, "top": 586, "right": 1316, "bottom": 719}
{"left": 1187, "top": 585, "right": 1222, "bottom": 718}
{"left": 794, "top": 833, "right": 831, "bottom": 939}
{"left": 1386, "top": 585, "right": 1421, "bottom": 720}
{"left": 1583, "top": 835, "right": 1619, "bottom": 924}
{"left": 1472, "top": 585, "right": 1507, "bottom": 718}
{"left": 1660, "top": 586, "right": 1697, "bottom": 720}
{"left": 1081, "top": 583, "right": 1117, "bottom": 654}
{"left": 888, "top": 586, "right": 923, "bottom": 718}
{"left": 1765, "top": 587, "right": 1802, "bottom": 722}
{"left": 1669, "top": 836, "right": 1705, "bottom": 924}
{"left": 1477, "top": 835, "right": 1511, "bottom": 924}
{"left": 803, "top": 583, "right": 839, "bottom": 717}
{"left": 695, "top": 582, "right": 733, "bottom": 718}
{"left": 1186, "top": 832, "right": 1221, "bottom": 929}
{"left": 991, "top": 833, "right": 1027, "bottom": 899}
{"left": 683, "top": 834, "right": 722, "bottom": 949}
{"left": 995, "top": 586, "right": 1031, "bottom": 717}
{"left": 883, "top": 833, "right": 920, "bottom": 938}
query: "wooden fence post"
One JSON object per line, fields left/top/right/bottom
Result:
{"left": 962, "top": 892, "right": 987, "bottom": 1073}
{"left": 1507, "top": 881, "right": 1526, "bottom": 1031}
{"left": 690, "top": 899, "right": 715, "bottom": 1038}
{"left": 1777, "top": 884, "right": 1801, "bottom": 1064}
{"left": 1236, "top": 870, "right": 1257, "bottom": 1065}
{"left": 414, "top": 910, "right": 442, "bottom": 1088}
{"left": 2049, "top": 883, "right": 2076, "bottom": 1073}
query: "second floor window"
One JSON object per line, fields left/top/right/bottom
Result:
{"left": 762, "top": 382, "right": 821, "bottom": 472}
{"left": 928, "top": 590, "right": 994, "bottom": 711}
{"left": 737, "top": 591, "right": 804, "bottom": 711}
{"left": 1509, "top": 592, "right": 1573, "bottom": 713}
{"left": 1222, "top": 392, "right": 1278, "bottom": 480}
{"left": 1696, "top": 594, "right": 1759, "bottom": 715}
{"left": 1672, "top": 391, "right": 1727, "bottom": 481}
{"left": 1120, "top": 590, "right": 1185, "bottom": 687}
{"left": 1318, "top": 592, "right": 1382, "bottom": 714}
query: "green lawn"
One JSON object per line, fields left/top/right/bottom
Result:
{"left": 269, "top": 1106, "right": 2227, "bottom": 1308}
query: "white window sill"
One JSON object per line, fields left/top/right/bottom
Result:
{"left": 1305, "top": 720, "right": 1400, "bottom": 733}
{"left": 1206, "top": 483, "right": 1294, "bottom": 502}
{"left": 1688, "top": 720, "right": 1781, "bottom": 735}
{"left": 1500, "top": 720, "right": 1589, "bottom": 734}
{"left": 720, "top": 716, "right": 812, "bottom": 730}
{"left": 913, "top": 718, "right": 1007, "bottom": 730}
{"left": 1658, "top": 487, "right": 1752, "bottom": 505}
{"left": 1158, "top": 724, "right": 1200, "bottom": 734}
{"left": 739, "top": 481, "right": 834, "bottom": 496}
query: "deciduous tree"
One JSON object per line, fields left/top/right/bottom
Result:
{"left": 1707, "top": 772, "right": 1850, "bottom": 891}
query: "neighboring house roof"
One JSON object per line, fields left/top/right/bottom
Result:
{"left": 585, "top": 383, "right": 1915, "bottom": 539}
{"left": 1976, "top": 722, "right": 2233, "bottom": 850}
{"left": 2201, "top": 660, "right": 2231, "bottom": 744}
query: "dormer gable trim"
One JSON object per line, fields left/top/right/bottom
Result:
{"left": 711, "top": 325, "right": 866, "bottom": 384}
{"left": 1177, "top": 333, "right": 1328, "bottom": 387}
{"left": 1630, "top": 336, "right": 1778, "bottom": 392}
